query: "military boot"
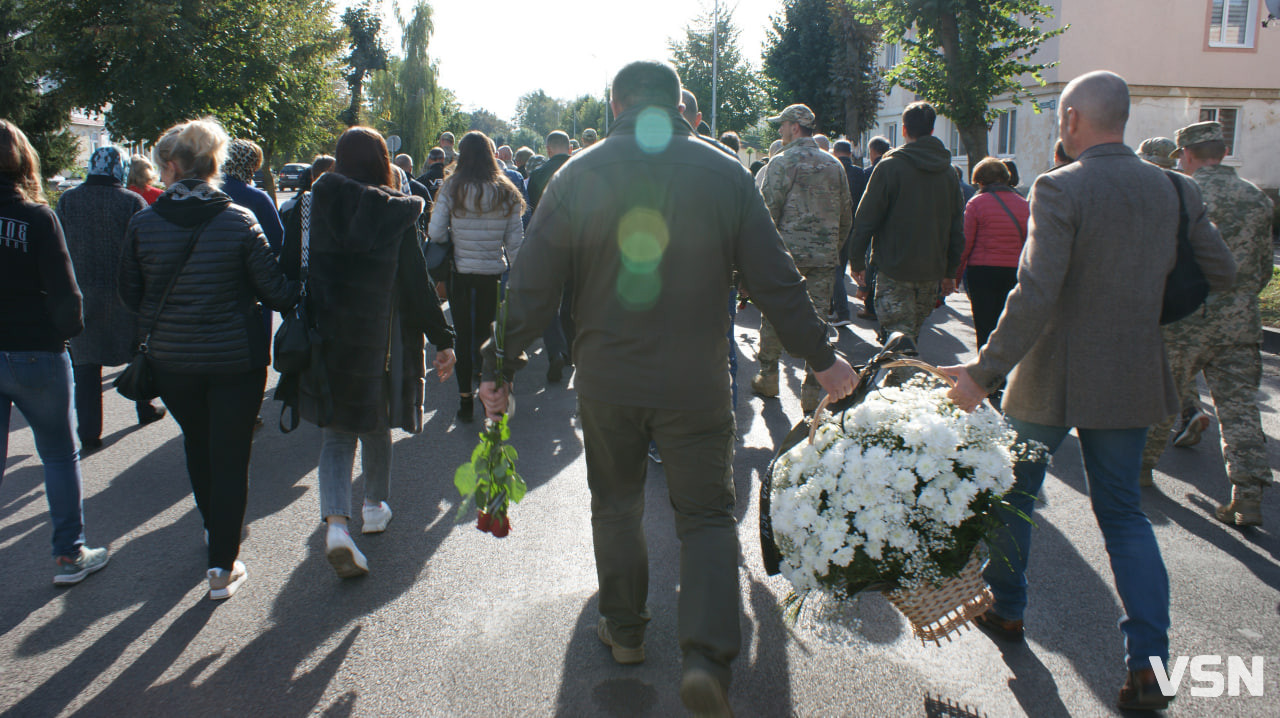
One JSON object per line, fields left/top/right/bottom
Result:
{"left": 751, "top": 365, "right": 779, "bottom": 398}
{"left": 1215, "top": 486, "right": 1263, "bottom": 527}
{"left": 800, "top": 375, "right": 823, "bottom": 414}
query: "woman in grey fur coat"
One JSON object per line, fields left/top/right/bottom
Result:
{"left": 56, "top": 147, "right": 165, "bottom": 450}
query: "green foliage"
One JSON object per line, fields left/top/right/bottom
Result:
{"left": 763, "top": 0, "right": 882, "bottom": 139}
{"left": 1260, "top": 266, "right": 1280, "bottom": 328}
{"left": 564, "top": 95, "right": 607, "bottom": 140}
{"left": 515, "top": 90, "right": 567, "bottom": 142}
{"left": 391, "top": 1, "right": 439, "bottom": 164}
{"left": 0, "top": 0, "right": 80, "bottom": 175}
{"left": 669, "top": 9, "right": 767, "bottom": 135}
{"left": 340, "top": 0, "right": 389, "bottom": 127}
{"left": 857, "top": 0, "right": 1065, "bottom": 167}
{"left": 467, "top": 109, "right": 512, "bottom": 143}
{"left": 508, "top": 128, "right": 543, "bottom": 155}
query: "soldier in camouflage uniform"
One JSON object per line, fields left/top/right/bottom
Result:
{"left": 1140, "top": 122, "right": 1275, "bottom": 527}
{"left": 848, "top": 102, "right": 965, "bottom": 347}
{"left": 752, "top": 104, "right": 853, "bottom": 412}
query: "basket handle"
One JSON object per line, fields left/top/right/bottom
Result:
{"left": 807, "top": 358, "right": 957, "bottom": 445}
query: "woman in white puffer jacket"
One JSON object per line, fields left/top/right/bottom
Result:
{"left": 428, "top": 130, "right": 524, "bottom": 422}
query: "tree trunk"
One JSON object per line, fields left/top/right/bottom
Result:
{"left": 842, "top": 33, "right": 863, "bottom": 144}
{"left": 260, "top": 145, "right": 278, "bottom": 203}
{"left": 959, "top": 124, "right": 989, "bottom": 178}
{"left": 345, "top": 75, "right": 364, "bottom": 127}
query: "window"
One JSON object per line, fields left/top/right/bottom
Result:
{"left": 885, "top": 43, "right": 898, "bottom": 68}
{"left": 1198, "top": 107, "right": 1239, "bottom": 156}
{"left": 949, "top": 124, "right": 963, "bottom": 156}
{"left": 886, "top": 123, "right": 898, "bottom": 147}
{"left": 1209, "top": 0, "right": 1258, "bottom": 48}
{"left": 996, "top": 110, "right": 1016, "bottom": 156}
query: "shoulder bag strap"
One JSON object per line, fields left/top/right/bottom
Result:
{"left": 139, "top": 217, "right": 215, "bottom": 352}
{"left": 1164, "top": 170, "right": 1190, "bottom": 242}
{"left": 299, "top": 192, "right": 311, "bottom": 290}
{"left": 989, "top": 190, "right": 1027, "bottom": 242}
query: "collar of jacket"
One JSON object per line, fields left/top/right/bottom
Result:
{"left": 783, "top": 137, "right": 819, "bottom": 152}
{"left": 606, "top": 106, "right": 695, "bottom": 139}
{"left": 1194, "top": 164, "right": 1236, "bottom": 179}
{"left": 0, "top": 177, "right": 22, "bottom": 205}
{"left": 1075, "top": 142, "right": 1135, "bottom": 161}
{"left": 83, "top": 174, "right": 122, "bottom": 188}
{"left": 310, "top": 170, "right": 424, "bottom": 253}
{"left": 153, "top": 179, "right": 232, "bottom": 227}
{"left": 978, "top": 183, "right": 1015, "bottom": 194}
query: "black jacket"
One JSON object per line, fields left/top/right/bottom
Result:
{"left": 0, "top": 179, "right": 83, "bottom": 351}
{"left": 296, "top": 172, "right": 454, "bottom": 434}
{"left": 118, "top": 181, "right": 299, "bottom": 373}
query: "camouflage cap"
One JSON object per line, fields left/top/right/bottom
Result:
{"left": 582, "top": 128, "right": 597, "bottom": 140}
{"left": 767, "top": 104, "right": 816, "bottom": 129}
{"left": 1137, "top": 137, "right": 1178, "bottom": 168}
{"left": 1172, "top": 121, "right": 1224, "bottom": 158}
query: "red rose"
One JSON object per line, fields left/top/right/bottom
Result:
{"left": 477, "top": 510, "right": 492, "bottom": 532}
{"left": 490, "top": 514, "right": 511, "bottom": 538}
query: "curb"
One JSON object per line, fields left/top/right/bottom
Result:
{"left": 1265, "top": 326, "right": 1280, "bottom": 356}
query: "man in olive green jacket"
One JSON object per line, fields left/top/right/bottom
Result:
{"left": 479, "top": 61, "right": 857, "bottom": 717}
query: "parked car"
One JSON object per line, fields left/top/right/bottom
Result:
{"left": 253, "top": 169, "right": 266, "bottom": 187}
{"left": 277, "top": 163, "right": 308, "bottom": 190}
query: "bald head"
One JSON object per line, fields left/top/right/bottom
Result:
{"left": 680, "top": 89, "right": 700, "bottom": 129}
{"left": 1059, "top": 71, "right": 1129, "bottom": 156}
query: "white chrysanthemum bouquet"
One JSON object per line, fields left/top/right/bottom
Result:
{"left": 770, "top": 374, "right": 1041, "bottom": 605}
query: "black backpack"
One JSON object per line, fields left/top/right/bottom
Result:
{"left": 1160, "top": 171, "right": 1210, "bottom": 325}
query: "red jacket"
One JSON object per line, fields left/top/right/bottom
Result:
{"left": 958, "top": 186, "right": 1029, "bottom": 278}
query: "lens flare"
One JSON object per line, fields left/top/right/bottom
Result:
{"left": 635, "top": 107, "right": 673, "bottom": 154}
{"left": 616, "top": 207, "right": 669, "bottom": 310}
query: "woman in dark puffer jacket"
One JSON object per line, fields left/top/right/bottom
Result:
{"left": 119, "top": 118, "right": 299, "bottom": 600}
{"left": 286, "top": 126, "right": 455, "bottom": 579}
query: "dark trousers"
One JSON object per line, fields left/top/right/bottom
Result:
{"left": 541, "top": 283, "right": 575, "bottom": 363}
{"left": 865, "top": 262, "right": 878, "bottom": 315}
{"left": 964, "top": 265, "right": 1019, "bottom": 350}
{"left": 830, "top": 240, "right": 852, "bottom": 320}
{"left": 449, "top": 272, "right": 500, "bottom": 394}
{"left": 577, "top": 395, "right": 739, "bottom": 689}
{"left": 72, "top": 364, "right": 162, "bottom": 443}
{"left": 154, "top": 367, "right": 266, "bottom": 570}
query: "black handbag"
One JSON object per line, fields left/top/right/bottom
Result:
{"left": 424, "top": 233, "right": 452, "bottom": 272}
{"left": 273, "top": 193, "right": 313, "bottom": 374}
{"left": 115, "top": 219, "right": 212, "bottom": 401}
{"left": 1160, "top": 171, "right": 1210, "bottom": 325}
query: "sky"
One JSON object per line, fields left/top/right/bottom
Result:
{"left": 341, "top": 0, "right": 781, "bottom": 121}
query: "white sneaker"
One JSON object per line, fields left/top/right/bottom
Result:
{"left": 361, "top": 501, "right": 393, "bottom": 534}
{"left": 325, "top": 524, "right": 369, "bottom": 578}
{"left": 208, "top": 560, "right": 248, "bottom": 600}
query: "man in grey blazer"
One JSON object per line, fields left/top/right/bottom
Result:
{"left": 943, "top": 71, "right": 1236, "bottom": 711}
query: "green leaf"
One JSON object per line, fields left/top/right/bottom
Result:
{"left": 502, "top": 445, "right": 519, "bottom": 462}
{"left": 508, "top": 473, "right": 527, "bottom": 503}
{"left": 454, "top": 463, "right": 477, "bottom": 495}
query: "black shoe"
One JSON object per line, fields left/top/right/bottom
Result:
{"left": 138, "top": 406, "right": 167, "bottom": 426}
{"left": 457, "top": 395, "right": 474, "bottom": 423}
{"left": 973, "top": 609, "right": 1024, "bottom": 643}
{"left": 80, "top": 437, "right": 104, "bottom": 455}
{"left": 547, "top": 354, "right": 566, "bottom": 383}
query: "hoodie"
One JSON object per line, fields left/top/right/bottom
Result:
{"left": 848, "top": 134, "right": 965, "bottom": 282}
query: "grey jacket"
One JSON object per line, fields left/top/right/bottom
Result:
{"left": 966, "top": 143, "right": 1237, "bottom": 429}
{"left": 57, "top": 178, "right": 147, "bottom": 366}
{"left": 427, "top": 182, "right": 522, "bottom": 275}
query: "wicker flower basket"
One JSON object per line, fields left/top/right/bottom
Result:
{"left": 883, "top": 549, "right": 993, "bottom": 646}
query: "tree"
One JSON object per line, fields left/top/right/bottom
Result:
{"left": 859, "top": 0, "right": 1065, "bottom": 168}
{"left": 466, "top": 109, "right": 512, "bottom": 143}
{"left": 564, "top": 94, "right": 607, "bottom": 139}
{"left": 340, "top": 0, "right": 389, "bottom": 127}
{"left": 0, "top": 0, "right": 79, "bottom": 175}
{"left": 764, "top": 0, "right": 882, "bottom": 140}
{"left": 514, "top": 90, "right": 566, "bottom": 141}
{"left": 669, "top": 9, "right": 767, "bottom": 135}
{"left": 392, "top": 1, "right": 440, "bottom": 163}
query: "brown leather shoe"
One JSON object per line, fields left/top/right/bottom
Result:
{"left": 973, "top": 609, "right": 1024, "bottom": 642}
{"left": 1118, "top": 668, "right": 1174, "bottom": 711}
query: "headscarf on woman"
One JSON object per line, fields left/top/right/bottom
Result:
{"left": 223, "top": 140, "right": 260, "bottom": 184}
{"left": 87, "top": 147, "right": 128, "bottom": 185}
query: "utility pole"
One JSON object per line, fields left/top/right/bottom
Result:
{"left": 710, "top": 0, "right": 719, "bottom": 136}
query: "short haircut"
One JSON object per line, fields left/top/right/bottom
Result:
{"left": 680, "top": 88, "right": 699, "bottom": 127}
{"left": 718, "top": 131, "right": 740, "bottom": 152}
{"left": 1186, "top": 140, "right": 1227, "bottom": 161}
{"left": 427, "top": 147, "right": 446, "bottom": 161}
{"left": 868, "top": 136, "right": 891, "bottom": 155}
{"left": 546, "top": 131, "right": 571, "bottom": 154}
{"left": 813, "top": 134, "right": 830, "bottom": 151}
{"left": 832, "top": 140, "right": 853, "bottom": 155}
{"left": 394, "top": 153, "right": 413, "bottom": 171}
{"left": 902, "top": 102, "right": 937, "bottom": 138}
{"left": 971, "top": 157, "right": 1011, "bottom": 186}
{"left": 1061, "top": 70, "right": 1129, "bottom": 134}
{"left": 794, "top": 124, "right": 814, "bottom": 137}
{"left": 612, "top": 60, "right": 681, "bottom": 112}
{"left": 311, "top": 154, "right": 336, "bottom": 175}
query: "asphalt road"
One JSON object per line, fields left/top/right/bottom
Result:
{"left": 2, "top": 290, "right": 1278, "bottom": 718}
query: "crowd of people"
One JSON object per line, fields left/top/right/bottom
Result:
{"left": 0, "top": 57, "right": 1274, "bottom": 715}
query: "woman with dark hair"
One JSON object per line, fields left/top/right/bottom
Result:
{"left": 119, "top": 118, "right": 299, "bottom": 600}
{"left": 427, "top": 130, "right": 524, "bottom": 422}
{"left": 1001, "top": 159, "right": 1022, "bottom": 195}
{"left": 0, "top": 119, "right": 109, "bottom": 586}
{"left": 956, "top": 157, "right": 1030, "bottom": 407}
{"left": 291, "top": 126, "right": 455, "bottom": 578}
{"left": 57, "top": 147, "right": 165, "bottom": 452}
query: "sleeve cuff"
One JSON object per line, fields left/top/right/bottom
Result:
{"left": 808, "top": 343, "right": 837, "bottom": 373}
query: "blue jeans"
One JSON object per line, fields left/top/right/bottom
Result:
{"left": 985, "top": 417, "right": 1169, "bottom": 670}
{"left": 318, "top": 428, "right": 392, "bottom": 519}
{"left": 0, "top": 350, "right": 85, "bottom": 557}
